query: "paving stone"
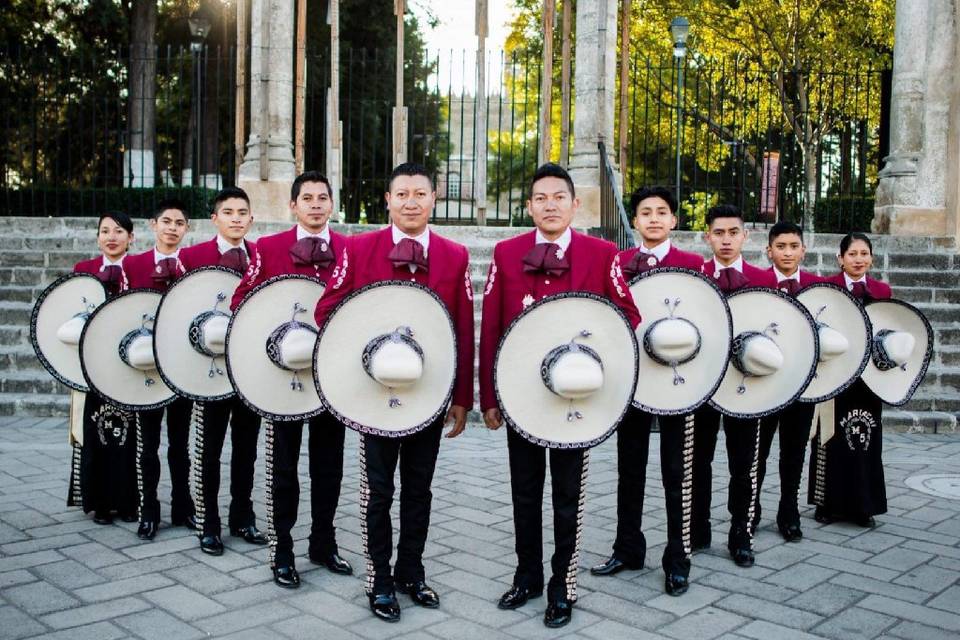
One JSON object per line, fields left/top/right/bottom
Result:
{"left": 424, "top": 619, "right": 515, "bottom": 640}
{"left": 859, "top": 594, "right": 960, "bottom": 632}
{"left": 163, "top": 562, "right": 243, "bottom": 594}
{"left": 829, "top": 573, "right": 931, "bottom": 605}
{"left": 272, "top": 614, "right": 365, "bottom": 640}
{"left": 715, "top": 593, "right": 822, "bottom": 630}
{"left": 892, "top": 563, "right": 959, "bottom": 593}
{"left": 436, "top": 589, "right": 528, "bottom": 628}
{"left": 697, "top": 571, "right": 799, "bottom": 603}
{"left": 143, "top": 584, "right": 228, "bottom": 620}
{"left": 646, "top": 584, "right": 726, "bottom": 616}
{"left": 39, "top": 596, "right": 150, "bottom": 629}
{"left": 786, "top": 582, "right": 867, "bottom": 617}
{"left": 659, "top": 606, "right": 749, "bottom": 640}
{"left": 59, "top": 541, "right": 129, "bottom": 569}
{"left": 114, "top": 608, "right": 206, "bottom": 640}
{"left": 0, "top": 533, "right": 88, "bottom": 555}
{"left": 3, "top": 581, "right": 78, "bottom": 615}
{"left": 581, "top": 619, "right": 672, "bottom": 640}
{"left": 765, "top": 564, "right": 838, "bottom": 592}
{"left": 31, "top": 559, "right": 104, "bottom": 590}
{"left": 576, "top": 591, "right": 674, "bottom": 629}
{"left": 0, "top": 569, "right": 36, "bottom": 589}
{"left": 195, "top": 601, "right": 301, "bottom": 635}
{"left": 888, "top": 621, "right": 960, "bottom": 640}
{"left": 806, "top": 554, "right": 901, "bottom": 582}
{"left": 73, "top": 572, "right": 174, "bottom": 602}
{"left": 23, "top": 621, "right": 126, "bottom": 640}
{"left": 812, "top": 606, "right": 897, "bottom": 640}
{"left": 0, "top": 605, "right": 51, "bottom": 639}
{"left": 285, "top": 589, "right": 370, "bottom": 625}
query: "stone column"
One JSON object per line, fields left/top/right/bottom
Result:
{"left": 945, "top": 0, "right": 960, "bottom": 243}
{"left": 238, "top": 0, "right": 297, "bottom": 221}
{"left": 567, "top": 0, "right": 618, "bottom": 228}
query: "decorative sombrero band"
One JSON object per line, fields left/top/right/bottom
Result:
{"left": 861, "top": 299, "right": 933, "bottom": 406}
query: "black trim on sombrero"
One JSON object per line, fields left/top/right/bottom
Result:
{"left": 225, "top": 274, "right": 326, "bottom": 423}
{"left": 30, "top": 272, "right": 107, "bottom": 392}
{"left": 863, "top": 298, "right": 934, "bottom": 407}
{"left": 628, "top": 267, "right": 733, "bottom": 416}
{"left": 79, "top": 288, "right": 176, "bottom": 411}
{"left": 708, "top": 287, "right": 819, "bottom": 420}
{"left": 493, "top": 291, "right": 639, "bottom": 449}
{"left": 313, "top": 280, "right": 457, "bottom": 439}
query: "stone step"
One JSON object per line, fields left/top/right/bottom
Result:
{"left": 0, "top": 392, "right": 71, "bottom": 417}
{"left": 884, "top": 409, "right": 957, "bottom": 433}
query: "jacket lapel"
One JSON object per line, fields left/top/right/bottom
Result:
{"left": 427, "top": 230, "right": 445, "bottom": 290}
{"left": 569, "top": 230, "right": 589, "bottom": 291}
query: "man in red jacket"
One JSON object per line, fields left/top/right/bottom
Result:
{"left": 179, "top": 187, "right": 267, "bottom": 555}
{"left": 591, "top": 186, "right": 704, "bottom": 596}
{"left": 230, "top": 171, "right": 353, "bottom": 589}
{"left": 479, "top": 163, "right": 640, "bottom": 629}
{"left": 692, "top": 204, "right": 776, "bottom": 569}
{"left": 122, "top": 199, "right": 196, "bottom": 541}
{"left": 314, "top": 162, "right": 474, "bottom": 623}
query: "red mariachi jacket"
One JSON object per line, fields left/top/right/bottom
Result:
{"left": 313, "top": 226, "right": 476, "bottom": 411}
{"left": 618, "top": 243, "right": 704, "bottom": 274}
{"left": 825, "top": 272, "right": 892, "bottom": 300}
{"left": 74, "top": 255, "right": 130, "bottom": 293}
{"left": 230, "top": 226, "right": 348, "bottom": 311}
{"left": 765, "top": 267, "right": 826, "bottom": 295}
{"left": 701, "top": 257, "right": 778, "bottom": 292}
{"left": 179, "top": 236, "right": 258, "bottom": 272}
{"left": 478, "top": 229, "right": 642, "bottom": 412}
{"left": 122, "top": 249, "right": 186, "bottom": 292}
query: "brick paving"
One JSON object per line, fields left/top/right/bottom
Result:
{"left": 0, "top": 416, "right": 959, "bottom": 639}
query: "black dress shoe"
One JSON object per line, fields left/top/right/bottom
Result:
{"left": 778, "top": 522, "right": 803, "bottom": 542}
{"left": 93, "top": 511, "right": 113, "bottom": 525}
{"left": 590, "top": 555, "right": 641, "bottom": 576}
{"left": 272, "top": 564, "right": 301, "bottom": 589}
{"left": 368, "top": 592, "right": 401, "bottom": 622}
{"left": 137, "top": 520, "right": 158, "bottom": 540}
{"left": 665, "top": 573, "right": 689, "bottom": 596}
{"left": 730, "top": 547, "right": 755, "bottom": 568}
{"left": 544, "top": 599, "right": 573, "bottom": 628}
{"left": 172, "top": 514, "right": 200, "bottom": 531}
{"left": 397, "top": 580, "right": 440, "bottom": 608}
{"left": 814, "top": 507, "right": 833, "bottom": 524}
{"left": 855, "top": 515, "right": 876, "bottom": 528}
{"left": 230, "top": 525, "right": 268, "bottom": 545}
{"left": 497, "top": 585, "right": 542, "bottom": 610}
{"left": 309, "top": 552, "right": 353, "bottom": 575}
{"left": 200, "top": 534, "right": 224, "bottom": 556}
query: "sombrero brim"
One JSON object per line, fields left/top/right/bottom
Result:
{"left": 495, "top": 292, "right": 638, "bottom": 448}
{"left": 629, "top": 268, "right": 732, "bottom": 415}
{"left": 80, "top": 289, "right": 176, "bottom": 411}
{"left": 314, "top": 280, "right": 457, "bottom": 437}
{"left": 30, "top": 273, "right": 107, "bottom": 392}
{"left": 709, "top": 288, "right": 818, "bottom": 418}
{"left": 226, "top": 275, "right": 325, "bottom": 421}
{"left": 797, "top": 283, "right": 872, "bottom": 403}
{"left": 154, "top": 267, "right": 240, "bottom": 401}
{"left": 862, "top": 299, "right": 933, "bottom": 406}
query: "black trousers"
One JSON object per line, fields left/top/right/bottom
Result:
{"left": 507, "top": 427, "right": 587, "bottom": 603}
{"left": 613, "top": 408, "right": 694, "bottom": 576}
{"left": 361, "top": 417, "right": 443, "bottom": 595}
{"left": 267, "top": 411, "right": 345, "bottom": 567}
{"left": 756, "top": 402, "right": 814, "bottom": 528}
{"left": 137, "top": 396, "right": 195, "bottom": 523}
{"left": 194, "top": 397, "right": 262, "bottom": 536}
{"left": 76, "top": 393, "right": 138, "bottom": 517}
{"left": 691, "top": 406, "right": 760, "bottom": 550}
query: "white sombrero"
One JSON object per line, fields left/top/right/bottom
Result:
{"left": 862, "top": 299, "right": 933, "bottom": 406}
{"left": 154, "top": 267, "right": 241, "bottom": 401}
{"left": 495, "top": 293, "right": 638, "bottom": 448}
{"left": 796, "top": 283, "right": 872, "bottom": 403}
{"left": 30, "top": 273, "right": 107, "bottom": 392}
{"left": 629, "top": 268, "right": 732, "bottom": 415}
{"left": 226, "top": 275, "right": 325, "bottom": 421}
{"left": 314, "top": 281, "right": 456, "bottom": 437}
{"left": 710, "top": 288, "right": 818, "bottom": 418}
{"left": 79, "top": 289, "right": 175, "bottom": 410}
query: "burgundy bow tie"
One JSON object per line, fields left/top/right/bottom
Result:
{"left": 388, "top": 238, "right": 429, "bottom": 272}
{"left": 777, "top": 278, "right": 801, "bottom": 296}
{"left": 219, "top": 247, "right": 249, "bottom": 273}
{"left": 152, "top": 257, "right": 181, "bottom": 284}
{"left": 289, "top": 236, "right": 334, "bottom": 268}
{"left": 97, "top": 264, "right": 123, "bottom": 295}
{"left": 850, "top": 281, "right": 868, "bottom": 300}
{"left": 523, "top": 242, "right": 569, "bottom": 278}
{"left": 623, "top": 250, "right": 659, "bottom": 279}
{"left": 714, "top": 266, "right": 750, "bottom": 293}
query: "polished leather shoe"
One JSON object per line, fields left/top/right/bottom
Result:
{"left": 730, "top": 547, "right": 755, "bottom": 567}
{"left": 309, "top": 552, "right": 353, "bottom": 575}
{"left": 814, "top": 507, "right": 833, "bottom": 524}
{"left": 665, "top": 573, "right": 689, "bottom": 596}
{"left": 397, "top": 580, "right": 440, "bottom": 608}
{"left": 590, "top": 555, "right": 641, "bottom": 576}
{"left": 93, "top": 511, "right": 113, "bottom": 525}
{"left": 497, "top": 585, "right": 542, "bottom": 610}
{"left": 200, "top": 534, "right": 224, "bottom": 556}
{"left": 230, "top": 525, "right": 268, "bottom": 545}
{"left": 368, "top": 592, "right": 401, "bottom": 622}
{"left": 272, "top": 564, "right": 301, "bottom": 588}
{"left": 172, "top": 514, "right": 200, "bottom": 531}
{"left": 778, "top": 522, "right": 803, "bottom": 542}
{"left": 137, "top": 520, "right": 158, "bottom": 540}
{"left": 544, "top": 599, "right": 573, "bottom": 628}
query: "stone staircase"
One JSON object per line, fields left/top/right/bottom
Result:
{"left": 1, "top": 217, "right": 957, "bottom": 432}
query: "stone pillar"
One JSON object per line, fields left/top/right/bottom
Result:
{"left": 946, "top": 0, "right": 960, "bottom": 243}
{"left": 238, "top": 0, "right": 296, "bottom": 221}
{"left": 567, "top": 0, "right": 618, "bottom": 228}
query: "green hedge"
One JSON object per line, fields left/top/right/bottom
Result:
{"left": 813, "top": 196, "right": 875, "bottom": 233}
{"left": 0, "top": 186, "right": 219, "bottom": 219}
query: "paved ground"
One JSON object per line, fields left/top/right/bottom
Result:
{"left": 1, "top": 416, "right": 960, "bottom": 639}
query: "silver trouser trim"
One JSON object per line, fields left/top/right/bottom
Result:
{"left": 358, "top": 435, "right": 375, "bottom": 595}
{"left": 69, "top": 442, "right": 83, "bottom": 506}
{"left": 265, "top": 421, "right": 277, "bottom": 567}
{"left": 192, "top": 401, "right": 206, "bottom": 532}
{"left": 746, "top": 418, "right": 761, "bottom": 546}
{"left": 135, "top": 413, "right": 144, "bottom": 520}
{"left": 565, "top": 449, "right": 589, "bottom": 603}
{"left": 681, "top": 413, "right": 695, "bottom": 556}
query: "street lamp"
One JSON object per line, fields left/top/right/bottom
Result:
{"left": 188, "top": 8, "right": 213, "bottom": 188}
{"left": 670, "top": 17, "right": 690, "bottom": 204}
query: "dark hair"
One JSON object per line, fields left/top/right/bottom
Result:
{"left": 839, "top": 232, "right": 873, "bottom": 255}
{"left": 291, "top": 171, "right": 333, "bottom": 201}
{"left": 705, "top": 204, "right": 743, "bottom": 227}
{"left": 98, "top": 211, "right": 134, "bottom": 234}
{"left": 388, "top": 162, "right": 434, "bottom": 190}
{"left": 529, "top": 162, "right": 576, "bottom": 198}
{"left": 153, "top": 198, "right": 188, "bottom": 221}
{"left": 629, "top": 186, "right": 677, "bottom": 216}
{"left": 211, "top": 187, "right": 250, "bottom": 215}
{"left": 768, "top": 221, "right": 804, "bottom": 245}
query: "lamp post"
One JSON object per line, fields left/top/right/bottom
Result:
{"left": 188, "top": 9, "right": 212, "bottom": 187}
{"left": 670, "top": 16, "right": 689, "bottom": 205}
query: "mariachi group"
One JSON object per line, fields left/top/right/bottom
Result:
{"left": 30, "top": 162, "right": 933, "bottom": 628}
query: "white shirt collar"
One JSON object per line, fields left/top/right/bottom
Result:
{"left": 391, "top": 225, "right": 430, "bottom": 254}
{"left": 217, "top": 235, "right": 247, "bottom": 255}
{"left": 296, "top": 224, "right": 331, "bottom": 242}
{"left": 534, "top": 226, "right": 572, "bottom": 252}
{"left": 843, "top": 272, "right": 866, "bottom": 289}
{"left": 153, "top": 247, "right": 179, "bottom": 262}
{"left": 713, "top": 255, "right": 743, "bottom": 276}
{"left": 101, "top": 255, "right": 124, "bottom": 267}
{"left": 641, "top": 238, "right": 671, "bottom": 261}
{"left": 774, "top": 266, "right": 800, "bottom": 283}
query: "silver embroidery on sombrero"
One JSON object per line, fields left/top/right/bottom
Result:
{"left": 680, "top": 413, "right": 695, "bottom": 555}
{"left": 358, "top": 435, "right": 375, "bottom": 594}
{"left": 191, "top": 402, "right": 206, "bottom": 533}
{"left": 265, "top": 421, "right": 277, "bottom": 567}
{"left": 745, "top": 419, "right": 761, "bottom": 546}
{"left": 135, "top": 413, "right": 144, "bottom": 520}
{"left": 564, "top": 450, "right": 589, "bottom": 603}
